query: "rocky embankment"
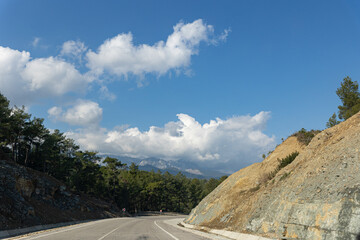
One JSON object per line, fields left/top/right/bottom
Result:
{"left": 0, "top": 160, "right": 121, "bottom": 230}
{"left": 185, "top": 112, "right": 360, "bottom": 239}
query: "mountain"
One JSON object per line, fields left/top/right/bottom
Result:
{"left": 100, "top": 155, "right": 228, "bottom": 179}
{"left": 185, "top": 112, "right": 360, "bottom": 239}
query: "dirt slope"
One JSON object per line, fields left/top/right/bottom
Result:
{"left": 185, "top": 112, "right": 360, "bottom": 239}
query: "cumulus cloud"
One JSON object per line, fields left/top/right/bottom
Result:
{"left": 86, "top": 19, "right": 215, "bottom": 78}
{"left": 48, "top": 100, "right": 103, "bottom": 127}
{"left": 0, "top": 46, "right": 90, "bottom": 105}
{"left": 0, "top": 47, "right": 30, "bottom": 104}
{"left": 22, "top": 57, "right": 89, "bottom": 95}
{"left": 66, "top": 112, "right": 276, "bottom": 172}
{"left": 0, "top": 19, "right": 226, "bottom": 105}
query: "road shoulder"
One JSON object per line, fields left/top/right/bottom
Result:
{"left": 163, "top": 218, "right": 274, "bottom": 240}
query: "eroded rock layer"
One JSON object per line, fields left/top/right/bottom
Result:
{"left": 185, "top": 112, "right": 360, "bottom": 240}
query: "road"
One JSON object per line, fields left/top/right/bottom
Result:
{"left": 12, "top": 216, "right": 216, "bottom": 240}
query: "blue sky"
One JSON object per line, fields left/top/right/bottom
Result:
{"left": 1, "top": 0, "right": 360, "bottom": 173}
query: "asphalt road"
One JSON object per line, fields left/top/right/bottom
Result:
{"left": 12, "top": 216, "right": 214, "bottom": 240}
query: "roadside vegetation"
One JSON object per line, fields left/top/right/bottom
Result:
{"left": 0, "top": 93, "right": 227, "bottom": 214}
{"left": 292, "top": 128, "right": 321, "bottom": 146}
{"left": 258, "top": 151, "right": 299, "bottom": 187}
{"left": 267, "top": 151, "right": 299, "bottom": 180}
{"left": 326, "top": 76, "right": 360, "bottom": 127}
{"left": 263, "top": 76, "right": 360, "bottom": 161}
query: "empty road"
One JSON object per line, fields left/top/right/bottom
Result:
{"left": 11, "top": 216, "right": 217, "bottom": 240}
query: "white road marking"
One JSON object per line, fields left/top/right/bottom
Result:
{"left": 97, "top": 225, "right": 123, "bottom": 240}
{"left": 154, "top": 220, "right": 179, "bottom": 240}
{"left": 19, "top": 221, "right": 100, "bottom": 239}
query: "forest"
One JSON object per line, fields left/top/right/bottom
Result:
{"left": 0, "top": 93, "right": 227, "bottom": 214}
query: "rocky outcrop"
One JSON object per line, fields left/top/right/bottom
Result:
{"left": 0, "top": 160, "right": 120, "bottom": 230}
{"left": 185, "top": 112, "right": 360, "bottom": 239}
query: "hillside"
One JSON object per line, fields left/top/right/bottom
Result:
{"left": 185, "top": 112, "right": 360, "bottom": 239}
{"left": 0, "top": 160, "right": 121, "bottom": 230}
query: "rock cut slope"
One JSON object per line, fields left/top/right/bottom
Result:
{"left": 185, "top": 112, "right": 360, "bottom": 239}
{"left": 0, "top": 160, "right": 121, "bottom": 230}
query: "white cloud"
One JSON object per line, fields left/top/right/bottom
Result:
{"left": 32, "top": 37, "right": 41, "bottom": 47}
{"left": 0, "top": 47, "right": 30, "bottom": 104}
{"left": 66, "top": 112, "right": 276, "bottom": 172}
{"left": 0, "top": 46, "right": 90, "bottom": 105}
{"left": 99, "top": 86, "right": 116, "bottom": 101}
{"left": 185, "top": 169, "right": 203, "bottom": 175}
{"left": 48, "top": 100, "right": 103, "bottom": 127}
{"left": 219, "top": 28, "right": 231, "bottom": 42}
{"left": 48, "top": 106, "right": 62, "bottom": 117}
{"left": 86, "top": 19, "right": 215, "bottom": 78}
{"left": 0, "top": 19, "right": 226, "bottom": 105}
{"left": 22, "top": 57, "right": 89, "bottom": 95}
{"left": 60, "top": 40, "right": 87, "bottom": 62}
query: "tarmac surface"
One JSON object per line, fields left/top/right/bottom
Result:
{"left": 7, "top": 215, "right": 228, "bottom": 240}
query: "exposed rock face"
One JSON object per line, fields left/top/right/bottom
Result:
{"left": 185, "top": 112, "right": 360, "bottom": 239}
{"left": 0, "top": 160, "right": 120, "bottom": 230}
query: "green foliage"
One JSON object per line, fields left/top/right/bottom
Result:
{"left": 265, "top": 151, "right": 299, "bottom": 181}
{"left": 0, "top": 92, "right": 227, "bottom": 214}
{"left": 266, "top": 170, "right": 277, "bottom": 180}
{"left": 326, "top": 113, "right": 340, "bottom": 128}
{"left": 292, "top": 128, "right": 320, "bottom": 146}
{"left": 336, "top": 76, "right": 360, "bottom": 120}
{"left": 277, "top": 151, "right": 299, "bottom": 169}
{"left": 279, "top": 172, "right": 291, "bottom": 181}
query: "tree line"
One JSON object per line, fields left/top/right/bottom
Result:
{"left": 0, "top": 93, "right": 227, "bottom": 213}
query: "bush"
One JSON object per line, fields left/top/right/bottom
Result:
{"left": 261, "top": 151, "right": 299, "bottom": 182}
{"left": 292, "top": 128, "right": 320, "bottom": 145}
{"left": 277, "top": 151, "right": 299, "bottom": 169}
{"left": 279, "top": 172, "right": 291, "bottom": 181}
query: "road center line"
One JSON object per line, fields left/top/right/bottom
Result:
{"left": 154, "top": 220, "right": 179, "bottom": 240}
{"left": 97, "top": 224, "right": 124, "bottom": 240}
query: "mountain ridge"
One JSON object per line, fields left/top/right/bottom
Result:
{"left": 99, "top": 155, "right": 228, "bottom": 179}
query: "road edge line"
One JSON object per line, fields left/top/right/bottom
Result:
{"left": 154, "top": 221, "right": 179, "bottom": 240}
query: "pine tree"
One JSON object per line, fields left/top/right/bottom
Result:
{"left": 326, "top": 113, "right": 340, "bottom": 128}
{"left": 336, "top": 76, "right": 360, "bottom": 120}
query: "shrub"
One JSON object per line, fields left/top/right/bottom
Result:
{"left": 262, "top": 151, "right": 299, "bottom": 182}
{"left": 277, "top": 151, "right": 299, "bottom": 169}
{"left": 279, "top": 172, "right": 291, "bottom": 181}
{"left": 292, "top": 128, "right": 320, "bottom": 145}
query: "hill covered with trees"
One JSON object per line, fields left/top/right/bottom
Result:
{"left": 0, "top": 92, "right": 227, "bottom": 215}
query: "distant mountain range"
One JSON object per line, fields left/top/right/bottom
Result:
{"left": 99, "top": 155, "right": 228, "bottom": 179}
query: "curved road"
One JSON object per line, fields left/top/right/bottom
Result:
{"left": 13, "top": 216, "right": 215, "bottom": 240}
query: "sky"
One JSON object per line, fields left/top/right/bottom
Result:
{"left": 1, "top": 0, "right": 360, "bottom": 173}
